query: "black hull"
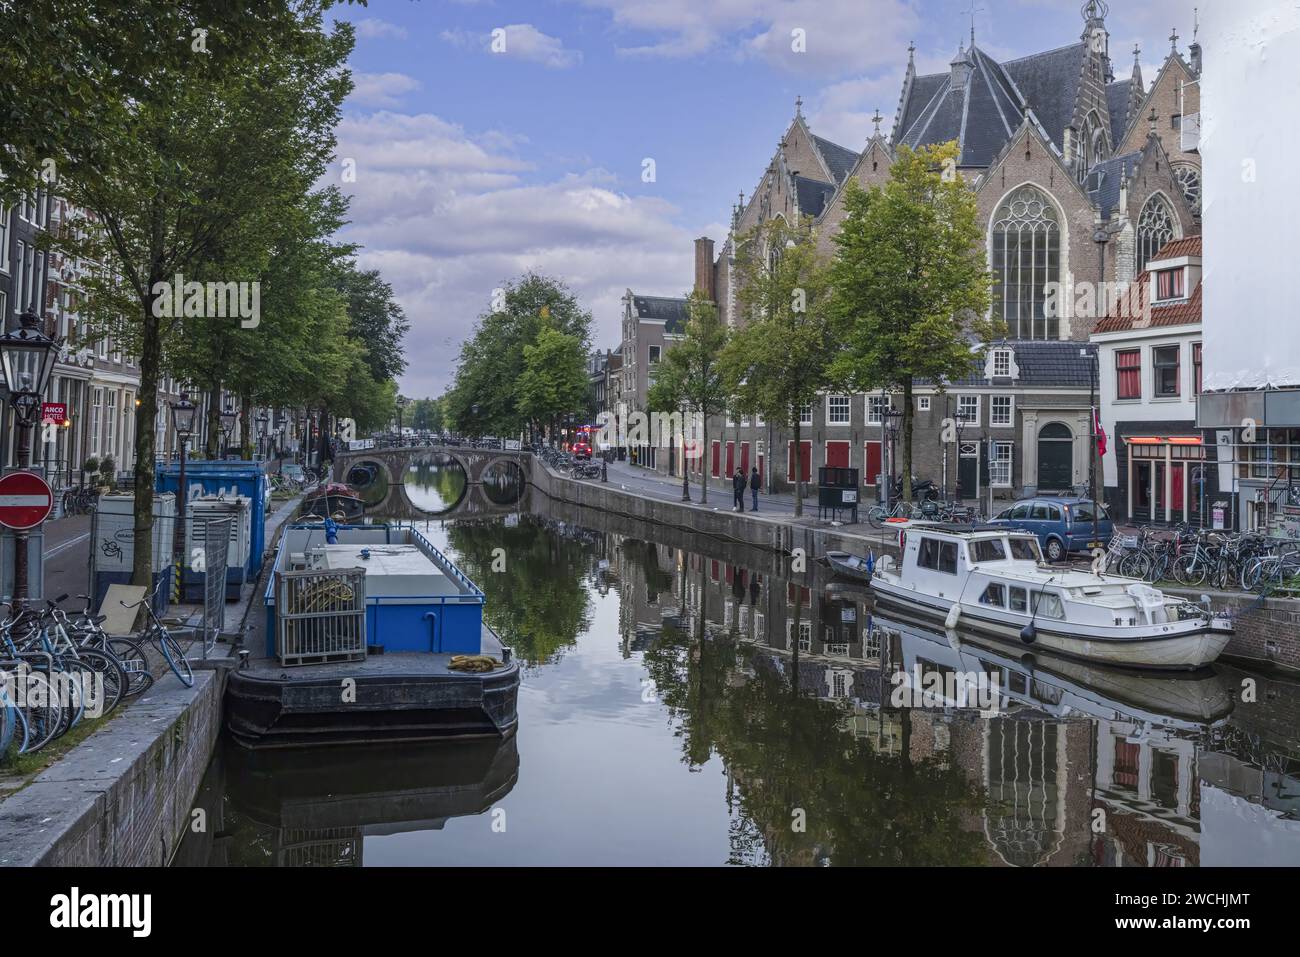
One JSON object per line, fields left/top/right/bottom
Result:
{"left": 301, "top": 494, "right": 366, "bottom": 520}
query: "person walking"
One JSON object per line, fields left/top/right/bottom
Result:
{"left": 749, "top": 467, "right": 761, "bottom": 512}
{"left": 732, "top": 469, "right": 746, "bottom": 512}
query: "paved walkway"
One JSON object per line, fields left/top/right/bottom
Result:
{"left": 604, "top": 459, "right": 816, "bottom": 517}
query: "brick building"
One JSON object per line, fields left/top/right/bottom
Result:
{"left": 638, "top": 2, "right": 1204, "bottom": 507}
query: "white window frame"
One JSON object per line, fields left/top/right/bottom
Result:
{"left": 754, "top": 412, "right": 765, "bottom": 427}
{"left": 958, "top": 395, "right": 981, "bottom": 426}
{"left": 867, "top": 396, "right": 887, "bottom": 426}
{"left": 648, "top": 345, "right": 661, "bottom": 365}
{"left": 826, "top": 395, "right": 851, "bottom": 426}
{"left": 798, "top": 403, "right": 812, "bottom": 427}
{"left": 89, "top": 387, "right": 103, "bottom": 456}
{"left": 917, "top": 397, "right": 931, "bottom": 412}
{"left": 991, "top": 441, "right": 1014, "bottom": 488}
{"left": 788, "top": 619, "right": 812, "bottom": 652}
{"left": 0, "top": 204, "right": 8, "bottom": 274}
{"left": 992, "top": 349, "right": 1012, "bottom": 378}
{"left": 990, "top": 395, "right": 1014, "bottom": 428}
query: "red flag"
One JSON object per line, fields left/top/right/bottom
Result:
{"left": 1093, "top": 409, "right": 1108, "bottom": 457}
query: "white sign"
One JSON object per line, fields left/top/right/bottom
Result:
{"left": 843, "top": 491, "right": 858, "bottom": 504}
{"left": 505, "top": 439, "right": 521, "bottom": 451}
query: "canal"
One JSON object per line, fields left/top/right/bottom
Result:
{"left": 176, "top": 497, "right": 1300, "bottom": 866}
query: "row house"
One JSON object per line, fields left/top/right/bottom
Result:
{"left": 1092, "top": 236, "right": 1214, "bottom": 526}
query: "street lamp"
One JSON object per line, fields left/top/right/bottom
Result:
{"left": 219, "top": 403, "right": 238, "bottom": 457}
{"left": 0, "top": 308, "right": 62, "bottom": 603}
{"left": 883, "top": 406, "right": 904, "bottom": 511}
{"left": 170, "top": 393, "right": 197, "bottom": 603}
{"left": 396, "top": 395, "right": 409, "bottom": 442}
{"left": 256, "top": 411, "right": 269, "bottom": 460}
{"left": 953, "top": 411, "right": 972, "bottom": 505}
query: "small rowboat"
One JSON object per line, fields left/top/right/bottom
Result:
{"left": 826, "top": 551, "right": 874, "bottom": 583}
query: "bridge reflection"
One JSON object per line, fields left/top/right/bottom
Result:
{"left": 333, "top": 444, "right": 533, "bottom": 520}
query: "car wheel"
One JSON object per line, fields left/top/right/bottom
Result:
{"left": 1045, "top": 538, "right": 1065, "bottom": 563}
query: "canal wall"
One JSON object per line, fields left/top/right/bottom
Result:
{"left": 531, "top": 463, "right": 1300, "bottom": 676}
{"left": 0, "top": 670, "right": 226, "bottom": 867}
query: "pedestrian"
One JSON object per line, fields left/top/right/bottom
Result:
{"left": 749, "top": 466, "right": 761, "bottom": 512}
{"left": 733, "top": 469, "right": 746, "bottom": 512}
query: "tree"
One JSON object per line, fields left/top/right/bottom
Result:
{"left": 829, "top": 142, "right": 998, "bottom": 504}
{"left": 517, "top": 325, "right": 590, "bottom": 440}
{"left": 647, "top": 359, "right": 691, "bottom": 499}
{"left": 656, "top": 293, "right": 729, "bottom": 504}
{"left": 723, "top": 217, "right": 836, "bottom": 516}
{"left": 39, "top": 4, "right": 352, "bottom": 585}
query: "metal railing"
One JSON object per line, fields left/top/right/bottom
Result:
{"left": 274, "top": 565, "right": 367, "bottom": 666}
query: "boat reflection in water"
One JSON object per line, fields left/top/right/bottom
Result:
{"left": 176, "top": 736, "right": 518, "bottom": 866}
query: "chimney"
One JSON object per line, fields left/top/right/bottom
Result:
{"left": 694, "top": 237, "right": 715, "bottom": 300}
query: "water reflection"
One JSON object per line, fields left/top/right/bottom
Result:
{"left": 347, "top": 459, "right": 389, "bottom": 508}
{"left": 186, "top": 509, "right": 1300, "bottom": 866}
{"left": 405, "top": 453, "right": 468, "bottom": 513}
{"left": 481, "top": 461, "right": 526, "bottom": 506}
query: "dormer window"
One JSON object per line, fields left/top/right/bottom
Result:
{"left": 992, "top": 349, "right": 1012, "bottom": 378}
{"left": 1156, "top": 268, "right": 1185, "bottom": 301}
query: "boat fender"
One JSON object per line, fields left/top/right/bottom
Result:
{"left": 1019, "top": 622, "right": 1037, "bottom": 645}
{"left": 945, "top": 605, "right": 961, "bottom": 630}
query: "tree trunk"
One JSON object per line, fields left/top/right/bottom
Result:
{"left": 205, "top": 384, "right": 221, "bottom": 459}
{"left": 131, "top": 295, "right": 162, "bottom": 588}
{"left": 240, "top": 393, "right": 253, "bottom": 460}
{"left": 902, "top": 380, "right": 914, "bottom": 506}
{"left": 700, "top": 415, "right": 709, "bottom": 504}
{"left": 793, "top": 420, "right": 803, "bottom": 517}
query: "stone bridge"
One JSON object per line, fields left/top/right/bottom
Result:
{"left": 332, "top": 444, "right": 534, "bottom": 519}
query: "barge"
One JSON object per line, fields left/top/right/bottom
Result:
{"left": 226, "top": 522, "right": 520, "bottom": 748}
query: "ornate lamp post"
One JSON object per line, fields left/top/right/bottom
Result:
{"left": 396, "top": 395, "right": 409, "bottom": 443}
{"left": 883, "top": 406, "right": 904, "bottom": 512}
{"left": 256, "top": 410, "right": 269, "bottom": 460}
{"left": 0, "top": 309, "right": 62, "bottom": 603}
{"left": 219, "top": 403, "right": 238, "bottom": 458}
{"left": 169, "top": 393, "right": 197, "bottom": 603}
{"left": 953, "top": 410, "right": 972, "bottom": 505}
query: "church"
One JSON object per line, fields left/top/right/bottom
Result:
{"left": 623, "top": 1, "right": 1203, "bottom": 508}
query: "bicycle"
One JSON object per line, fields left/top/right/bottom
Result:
{"left": 121, "top": 580, "right": 194, "bottom": 688}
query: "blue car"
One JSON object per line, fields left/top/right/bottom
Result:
{"left": 988, "top": 497, "right": 1114, "bottom": 563}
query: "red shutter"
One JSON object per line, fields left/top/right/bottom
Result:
{"left": 740, "top": 442, "right": 750, "bottom": 475}
{"left": 826, "top": 441, "right": 850, "bottom": 469}
{"left": 711, "top": 441, "right": 720, "bottom": 478}
{"left": 725, "top": 441, "right": 735, "bottom": 477}
{"left": 864, "top": 442, "right": 883, "bottom": 485}
{"left": 787, "top": 441, "right": 812, "bottom": 483}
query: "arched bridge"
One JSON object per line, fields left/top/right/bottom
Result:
{"left": 332, "top": 444, "right": 534, "bottom": 519}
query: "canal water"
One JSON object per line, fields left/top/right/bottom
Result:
{"left": 177, "top": 501, "right": 1300, "bottom": 866}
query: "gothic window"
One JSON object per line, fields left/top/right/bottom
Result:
{"left": 990, "top": 186, "right": 1061, "bottom": 340}
{"left": 1172, "top": 164, "right": 1202, "bottom": 217}
{"left": 1137, "top": 195, "right": 1178, "bottom": 274}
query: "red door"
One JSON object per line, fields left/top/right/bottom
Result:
{"left": 826, "top": 441, "right": 850, "bottom": 469}
{"left": 787, "top": 441, "right": 812, "bottom": 483}
{"left": 864, "top": 442, "right": 883, "bottom": 486}
{"left": 725, "top": 441, "right": 735, "bottom": 477}
{"left": 711, "top": 441, "right": 721, "bottom": 478}
{"left": 740, "top": 442, "right": 751, "bottom": 475}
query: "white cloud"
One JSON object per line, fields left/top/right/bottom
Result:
{"left": 333, "top": 111, "right": 693, "bottom": 397}
{"left": 573, "top": 0, "right": 917, "bottom": 77}
{"left": 440, "top": 24, "right": 583, "bottom": 69}
{"left": 349, "top": 72, "right": 421, "bottom": 108}
{"left": 353, "top": 17, "right": 408, "bottom": 41}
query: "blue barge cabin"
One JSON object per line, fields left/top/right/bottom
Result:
{"left": 226, "top": 522, "right": 520, "bottom": 748}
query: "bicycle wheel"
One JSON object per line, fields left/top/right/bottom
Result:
{"left": 15, "top": 673, "right": 62, "bottom": 752}
{"left": 1172, "top": 554, "right": 1207, "bottom": 587}
{"left": 155, "top": 629, "right": 194, "bottom": 688}
{"left": 867, "top": 506, "right": 886, "bottom": 530}
{"left": 75, "top": 649, "right": 126, "bottom": 717}
{"left": 1119, "top": 552, "right": 1149, "bottom": 579}
{"left": 106, "top": 637, "right": 154, "bottom": 696}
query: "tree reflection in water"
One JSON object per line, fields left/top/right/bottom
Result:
{"left": 405, "top": 453, "right": 468, "bottom": 513}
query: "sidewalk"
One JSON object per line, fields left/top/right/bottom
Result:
{"left": 605, "top": 459, "right": 813, "bottom": 517}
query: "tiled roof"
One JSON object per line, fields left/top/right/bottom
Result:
{"left": 1106, "top": 79, "right": 1133, "bottom": 144}
{"left": 632, "top": 295, "right": 690, "bottom": 334}
{"left": 917, "top": 340, "right": 1097, "bottom": 390}
{"left": 897, "top": 41, "right": 1087, "bottom": 166}
{"left": 794, "top": 174, "right": 836, "bottom": 218}
{"left": 811, "top": 135, "right": 860, "bottom": 185}
{"left": 1093, "top": 236, "right": 1203, "bottom": 334}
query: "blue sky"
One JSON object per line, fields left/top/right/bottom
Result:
{"left": 330, "top": 0, "right": 1200, "bottom": 397}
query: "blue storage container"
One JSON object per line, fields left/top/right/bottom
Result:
{"left": 156, "top": 461, "right": 268, "bottom": 578}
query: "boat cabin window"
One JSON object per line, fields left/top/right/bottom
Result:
{"left": 971, "top": 538, "right": 1007, "bottom": 563}
{"left": 980, "top": 583, "right": 1006, "bottom": 607}
{"left": 918, "top": 538, "right": 958, "bottom": 574}
{"left": 1008, "top": 537, "right": 1042, "bottom": 562}
{"left": 1009, "top": 587, "right": 1028, "bottom": 613}
{"left": 1031, "top": 591, "right": 1066, "bottom": 620}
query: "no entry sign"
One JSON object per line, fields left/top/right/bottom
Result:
{"left": 0, "top": 471, "right": 54, "bottom": 530}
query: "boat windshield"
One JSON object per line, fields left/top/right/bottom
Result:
{"left": 971, "top": 538, "right": 1007, "bottom": 562}
{"left": 1008, "top": 537, "right": 1043, "bottom": 563}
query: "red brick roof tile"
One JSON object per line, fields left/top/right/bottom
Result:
{"left": 1093, "top": 236, "right": 1202, "bottom": 334}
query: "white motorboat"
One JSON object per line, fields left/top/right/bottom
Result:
{"left": 869, "top": 522, "right": 1233, "bottom": 671}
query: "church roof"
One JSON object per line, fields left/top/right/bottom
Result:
{"left": 896, "top": 41, "right": 1088, "bottom": 166}
{"left": 632, "top": 295, "right": 689, "bottom": 334}
{"left": 794, "top": 174, "right": 836, "bottom": 218}
{"left": 1105, "top": 78, "right": 1134, "bottom": 144}
{"left": 811, "top": 134, "right": 860, "bottom": 185}
{"left": 1085, "top": 150, "right": 1141, "bottom": 219}
{"left": 936, "top": 340, "right": 1098, "bottom": 389}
